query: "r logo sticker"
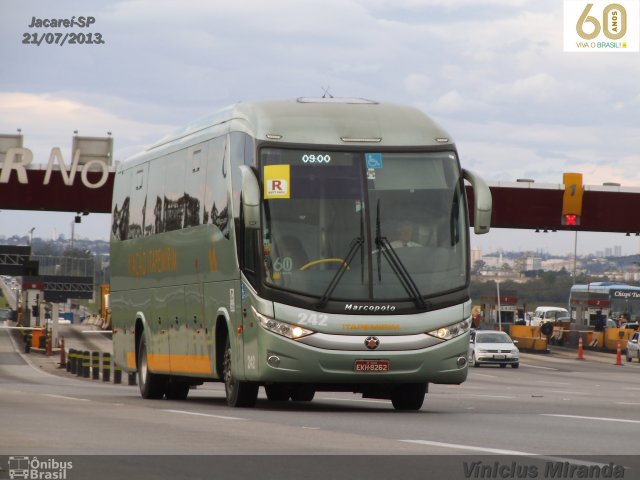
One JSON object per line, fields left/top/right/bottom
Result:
{"left": 264, "top": 164, "right": 290, "bottom": 199}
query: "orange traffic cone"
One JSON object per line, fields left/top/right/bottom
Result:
{"left": 615, "top": 341, "right": 623, "bottom": 366}
{"left": 577, "top": 336, "right": 584, "bottom": 360}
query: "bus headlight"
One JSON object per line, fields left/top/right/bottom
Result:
{"left": 251, "top": 306, "right": 314, "bottom": 339}
{"left": 427, "top": 317, "right": 472, "bottom": 340}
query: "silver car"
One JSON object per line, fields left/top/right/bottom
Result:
{"left": 469, "top": 330, "right": 520, "bottom": 368}
{"left": 626, "top": 331, "right": 640, "bottom": 362}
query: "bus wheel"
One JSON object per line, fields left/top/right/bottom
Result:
{"left": 290, "top": 385, "right": 315, "bottom": 402}
{"left": 223, "top": 337, "right": 258, "bottom": 407}
{"left": 265, "top": 384, "right": 291, "bottom": 401}
{"left": 138, "top": 331, "right": 167, "bottom": 400}
{"left": 166, "top": 379, "right": 190, "bottom": 400}
{"left": 391, "top": 383, "right": 426, "bottom": 411}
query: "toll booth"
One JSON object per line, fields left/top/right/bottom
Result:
{"left": 21, "top": 281, "right": 44, "bottom": 328}
{"left": 479, "top": 290, "right": 520, "bottom": 332}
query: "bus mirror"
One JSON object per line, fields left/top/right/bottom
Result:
{"left": 462, "top": 169, "right": 492, "bottom": 234}
{"left": 239, "top": 165, "right": 261, "bottom": 229}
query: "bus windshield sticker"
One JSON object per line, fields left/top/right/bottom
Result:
{"left": 264, "top": 164, "right": 290, "bottom": 199}
{"left": 365, "top": 153, "right": 383, "bottom": 169}
{"left": 367, "top": 168, "right": 376, "bottom": 180}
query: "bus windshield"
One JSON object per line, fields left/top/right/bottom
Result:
{"left": 260, "top": 148, "right": 467, "bottom": 304}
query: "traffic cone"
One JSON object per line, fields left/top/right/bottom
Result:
{"left": 577, "top": 336, "right": 584, "bottom": 360}
{"left": 615, "top": 341, "right": 623, "bottom": 366}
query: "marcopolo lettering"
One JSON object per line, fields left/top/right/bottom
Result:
{"left": 0, "top": 146, "right": 109, "bottom": 189}
{"left": 344, "top": 303, "right": 396, "bottom": 312}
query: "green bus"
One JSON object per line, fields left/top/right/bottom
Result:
{"left": 110, "top": 97, "right": 492, "bottom": 410}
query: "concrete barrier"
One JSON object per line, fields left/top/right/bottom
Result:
{"left": 82, "top": 350, "right": 90, "bottom": 378}
{"left": 91, "top": 351, "right": 100, "bottom": 380}
{"left": 114, "top": 363, "right": 122, "bottom": 384}
{"left": 510, "top": 325, "right": 548, "bottom": 352}
{"left": 102, "top": 352, "right": 111, "bottom": 382}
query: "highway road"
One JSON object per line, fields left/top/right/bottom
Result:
{"left": 1, "top": 326, "right": 639, "bottom": 479}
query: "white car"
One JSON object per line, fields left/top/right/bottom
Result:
{"left": 626, "top": 331, "right": 640, "bottom": 362}
{"left": 469, "top": 330, "right": 520, "bottom": 368}
{"left": 529, "top": 306, "right": 569, "bottom": 326}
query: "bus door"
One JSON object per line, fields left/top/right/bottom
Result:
{"left": 183, "top": 284, "right": 212, "bottom": 376}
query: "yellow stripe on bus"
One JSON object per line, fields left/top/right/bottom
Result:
{"left": 127, "top": 351, "right": 136, "bottom": 369}
{"left": 147, "top": 353, "right": 212, "bottom": 375}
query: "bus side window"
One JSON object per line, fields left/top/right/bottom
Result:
{"left": 164, "top": 151, "right": 186, "bottom": 232}
{"left": 184, "top": 144, "right": 207, "bottom": 228}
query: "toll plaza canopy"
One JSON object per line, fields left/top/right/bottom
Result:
{"left": 0, "top": 133, "right": 114, "bottom": 213}
{"left": 0, "top": 131, "right": 639, "bottom": 233}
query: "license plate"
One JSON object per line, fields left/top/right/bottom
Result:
{"left": 354, "top": 360, "right": 390, "bottom": 372}
{"left": 494, "top": 355, "right": 505, "bottom": 359}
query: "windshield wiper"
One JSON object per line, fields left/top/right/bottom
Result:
{"left": 315, "top": 236, "right": 364, "bottom": 310}
{"left": 375, "top": 200, "right": 427, "bottom": 310}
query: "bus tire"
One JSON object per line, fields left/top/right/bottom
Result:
{"left": 391, "top": 383, "right": 426, "bottom": 411}
{"left": 290, "top": 385, "right": 315, "bottom": 402}
{"left": 138, "top": 331, "right": 167, "bottom": 400}
{"left": 265, "top": 384, "right": 291, "bottom": 401}
{"left": 166, "top": 378, "right": 190, "bottom": 400}
{"left": 223, "top": 336, "right": 258, "bottom": 407}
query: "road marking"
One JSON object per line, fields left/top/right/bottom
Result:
{"left": 399, "top": 440, "right": 611, "bottom": 466}
{"left": 469, "top": 373, "right": 496, "bottom": 378}
{"left": 545, "top": 390, "right": 589, "bottom": 395}
{"left": 400, "top": 439, "right": 536, "bottom": 455}
{"left": 519, "top": 363, "right": 558, "bottom": 371}
{"left": 535, "top": 380, "right": 571, "bottom": 385}
{"left": 615, "top": 402, "right": 640, "bottom": 406}
{"left": 467, "top": 394, "right": 517, "bottom": 399}
{"left": 41, "top": 394, "right": 90, "bottom": 402}
{"left": 317, "top": 396, "right": 391, "bottom": 405}
{"left": 542, "top": 414, "right": 640, "bottom": 425}
{"left": 163, "top": 409, "right": 246, "bottom": 421}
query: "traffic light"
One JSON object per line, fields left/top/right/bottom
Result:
{"left": 562, "top": 172, "right": 583, "bottom": 226}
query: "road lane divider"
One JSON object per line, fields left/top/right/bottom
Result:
{"left": 541, "top": 414, "right": 640, "bottom": 425}
{"left": 399, "top": 440, "right": 615, "bottom": 467}
{"left": 162, "top": 409, "right": 246, "bottom": 421}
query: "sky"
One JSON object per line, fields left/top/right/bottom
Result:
{"left": 1, "top": 0, "right": 639, "bottom": 256}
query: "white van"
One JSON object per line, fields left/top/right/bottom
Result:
{"left": 530, "top": 306, "right": 569, "bottom": 326}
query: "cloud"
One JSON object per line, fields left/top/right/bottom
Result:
{"left": 0, "top": 92, "right": 173, "bottom": 163}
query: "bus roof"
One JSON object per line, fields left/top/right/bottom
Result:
{"left": 123, "top": 98, "right": 454, "bottom": 168}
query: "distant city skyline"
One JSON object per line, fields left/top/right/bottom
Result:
{"left": 471, "top": 228, "right": 640, "bottom": 257}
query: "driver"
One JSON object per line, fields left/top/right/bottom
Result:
{"left": 390, "top": 221, "right": 421, "bottom": 248}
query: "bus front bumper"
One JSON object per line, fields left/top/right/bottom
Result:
{"left": 246, "top": 329, "right": 470, "bottom": 385}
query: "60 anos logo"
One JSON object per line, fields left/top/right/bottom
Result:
{"left": 564, "top": 0, "right": 639, "bottom": 52}
{"left": 576, "top": 3, "right": 626, "bottom": 39}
